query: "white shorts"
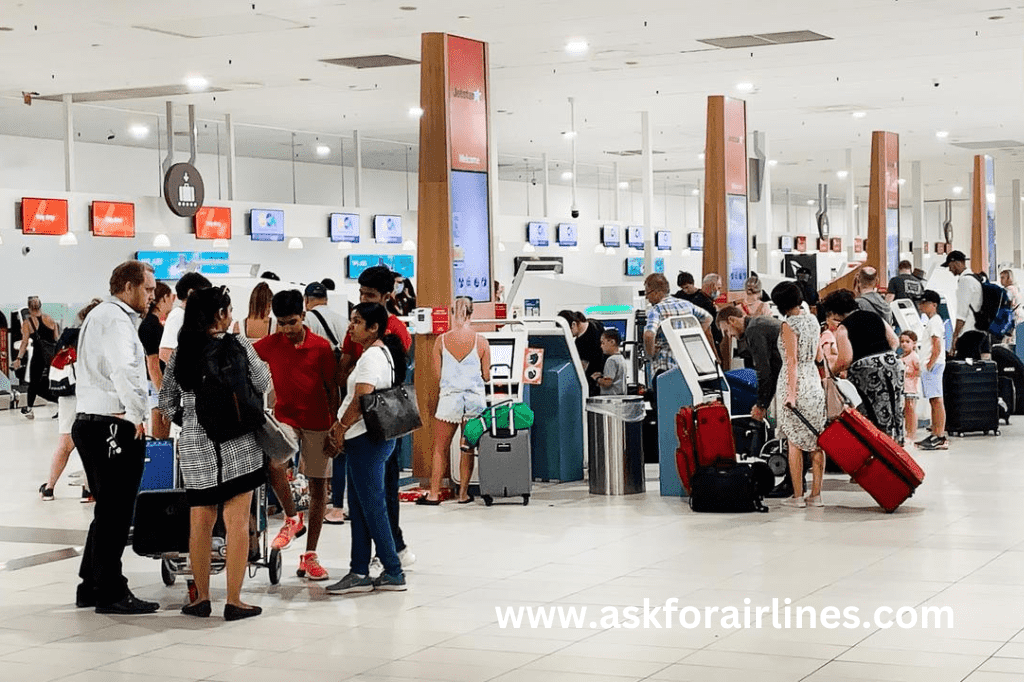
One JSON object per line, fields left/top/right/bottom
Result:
{"left": 58, "top": 395, "right": 76, "bottom": 435}
{"left": 436, "top": 391, "right": 487, "bottom": 424}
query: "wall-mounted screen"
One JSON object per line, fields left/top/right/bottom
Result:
{"left": 330, "top": 213, "right": 360, "bottom": 243}
{"left": 451, "top": 170, "right": 491, "bottom": 302}
{"left": 527, "top": 221, "right": 549, "bottom": 247}
{"left": 250, "top": 209, "right": 284, "bottom": 241}
{"left": 655, "top": 230, "right": 671, "bottom": 251}
{"left": 726, "top": 194, "right": 748, "bottom": 291}
{"left": 818, "top": 238, "right": 829, "bottom": 253}
{"left": 347, "top": 254, "right": 393, "bottom": 279}
{"left": 21, "top": 198, "right": 68, "bottom": 235}
{"left": 654, "top": 258, "right": 665, "bottom": 274}
{"left": 601, "top": 319, "right": 627, "bottom": 340}
{"left": 779, "top": 235, "right": 794, "bottom": 253}
{"left": 830, "top": 237, "right": 843, "bottom": 253}
{"left": 195, "top": 206, "right": 231, "bottom": 240}
{"left": 688, "top": 232, "right": 704, "bottom": 251}
{"left": 626, "top": 225, "right": 644, "bottom": 249}
{"left": 136, "top": 251, "right": 229, "bottom": 280}
{"left": 854, "top": 237, "right": 865, "bottom": 254}
{"left": 796, "top": 235, "right": 808, "bottom": 253}
{"left": 934, "top": 242, "right": 945, "bottom": 255}
{"left": 91, "top": 201, "right": 135, "bottom": 237}
{"left": 557, "top": 223, "right": 578, "bottom": 247}
{"left": 602, "top": 225, "right": 620, "bottom": 248}
{"left": 373, "top": 215, "right": 402, "bottom": 244}
{"left": 886, "top": 208, "right": 900, "bottom": 281}
{"left": 625, "top": 257, "right": 644, "bottom": 277}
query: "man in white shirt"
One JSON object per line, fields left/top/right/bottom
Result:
{"left": 158, "top": 272, "right": 211, "bottom": 365}
{"left": 304, "top": 281, "right": 347, "bottom": 356}
{"left": 944, "top": 250, "right": 991, "bottom": 360}
{"left": 72, "top": 261, "right": 158, "bottom": 615}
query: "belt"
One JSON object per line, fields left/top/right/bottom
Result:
{"left": 75, "top": 413, "right": 131, "bottom": 425}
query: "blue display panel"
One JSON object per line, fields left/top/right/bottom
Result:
{"left": 726, "top": 194, "right": 748, "bottom": 291}
{"left": 346, "top": 254, "right": 415, "bottom": 280}
{"left": 602, "top": 225, "right": 620, "bottom": 247}
{"left": 451, "top": 170, "right": 492, "bottom": 302}
{"left": 625, "top": 257, "right": 644, "bottom": 276}
{"left": 655, "top": 231, "right": 671, "bottom": 251}
{"left": 627, "top": 225, "right": 644, "bottom": 249}
{"left": 602, "top": 319, "right": 627, "bottom": 339}
{"left": 527, "top": 221, "right": 549, "bottom": 247}
{"left": 654, "top": 258, "right": 665, "bottom": 273}
{"left": 250, "top": 209, "right": 284, "bottom": 242}
{"left": 374, "top": 215, "right": 402, "bottom": 244}
{"left": 557, "top": 223, "right": 578, "bottom": 247}
{"left": 886, "top": 208, "right": 900, "bottom": 282}
{"left": 136, "top": 251, "right": 229, "bottom": 280}
{"left": 330, "top": 213, "right": 360, "bottom": 243}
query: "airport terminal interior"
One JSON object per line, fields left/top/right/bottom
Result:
{"left": 4, "top": 2, "right": 1024, "bottom": 681}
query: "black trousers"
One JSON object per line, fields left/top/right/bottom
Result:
{"left": 72, "top": 415, "right": 145, "bottom": 605}
{"left": 384, "top": 443, "right": 405, "bottom": 553}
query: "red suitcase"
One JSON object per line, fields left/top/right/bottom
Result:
{"left": 676, "top": 401, "right": 736, "bottom": 494}
{"left": 791, "top": 406, "right": 925, "bottom": 512}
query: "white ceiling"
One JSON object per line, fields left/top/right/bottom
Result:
{"left": 1, "top": 0, "right": 1023, "bottom": 201}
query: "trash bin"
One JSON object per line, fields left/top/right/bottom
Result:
{"left": 586, "top": 396, "right": 646, "bottom": 495}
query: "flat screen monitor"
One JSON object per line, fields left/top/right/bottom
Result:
{"left": 250, "top": 209, "right": 284, "bottom": 241}
{"left": 488, "top": 339, "right": 516, "bottom": 378}
{"left": 347, "top": 254, "right": 395, "bottom": 279}
{"left": 374, "top": 215, "right": 402, "bottom": 244}
{"left": 626, "top": 225, "right": 644, "bottom": 249}
{"left": 195, "top": 206, "right": 231, "bottom": 240}
{"left": 830, "top": 237, "right": 843, "bottom": 253}
{"left": 451, "top": 170, "right": 492, "bottom": 302}
{"left": 557, "top": 223, "right": 578, "bottom": 247}
{"left": 91, "top": 201, "right": 135, "bottom": 237}
{"left": 795, "top": 235, "right": 808, "bottom": 253}
{"left": 21, "top": 198, "right": 68, "bottom": 235}
{"left": 681, "top": 335, "right": 718, "bottom": 376}
{"left": 655, "top": 230, "right": 671, "bottom": 251}
{"left": 527, "top": 221, "right": 549, "bottom": 247}
{"left": 779, "top": 235, "right": 794, "bottom": 253}
{"left": 688, "top": 232, "right": 703, "bottom": 251}
{"left": 601, "top": 319, "right": 627, "bottom": 341}
{"left": 136, "top": 250, "right": 229, "bottom": 280}
{"left": 625, "top": 257, "right": 644, "bottom": 277}
{"left": 330, "top": 213, "right": 360, "bottom": 243}
{"left": 602, "top": 225, "right": 620, "bottom": 247}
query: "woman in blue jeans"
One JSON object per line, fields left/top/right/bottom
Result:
{"left": 325, "top": 302, "right": 408, "bottom": 594}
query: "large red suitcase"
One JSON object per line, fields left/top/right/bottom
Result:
{"left": 676, "top": 401, "right": 735, "bottom": 494}
{"left": 793, "top": 406, "right": 925, "bottom": 512}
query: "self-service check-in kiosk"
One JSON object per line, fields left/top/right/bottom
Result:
{"left": 651, "top": 315, "right": 731, "bottom": 497}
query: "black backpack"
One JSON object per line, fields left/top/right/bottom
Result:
{"left": 194, "top": 335, "right": 265, "bottom": 443}
{"left": 970, "top": 273, "right": 1014, "bottom": 336}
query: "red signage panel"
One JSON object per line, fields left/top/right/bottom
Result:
{"left": 91, "top": 201, "right": 135, "bottom": 237}
{"left": 447, "top": 35, "right": 488, "bottom": 172}
{"left": 884, "top": 134, "right": 900, "bottom": 209}
{"left": 724, "top": 98, "right": 747, "bottom": 195}
{"left": 21, "top": 198, "right": 68, "bottom": 235}
{"left": 195, "top": 206, "right": 232, "bottom": 240}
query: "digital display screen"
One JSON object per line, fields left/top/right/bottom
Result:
{"left": 21, "top": 198, "right": 68, "bottom": 235}
{"left": 627, "top": 226, "right": 644, "bottom": 249}
{"left": 625, "top": 257, "right": 644, "bottom": 277}
{"left": 688, "top": 232, "right": 704, "bottom": 251}
{"left": 726, "top": 194, "right": 749, "bottom": 291}
{"left": 682, "top": 335, "right": 718, "bottom": 376}
{"left": 451, "top": 170, "right": 491, "bottom": 302}
{"left": 136, "top": 251, "right": 229, "bottom": 280}
{"left": 830, "top": 237, "right": 843, "bottom": 253}
{"left": 250, "top": 209, "right": 284, "bottom": 242}
{"left": 527, "top": 221, "right": 549, "bottom": 247}
{"left": 654, "top": 258, "right": 665, "bottom": 274}
{"left": 796, "top": 235, "right": 808, "bottom": 253}
{"left": 557, "top": 223, "right": 578, "bottom": 247}
{"left": 489, "top": 340, "right": 516, "bottom": 377}
{"left": 655, "top": 230, "right": 671, "bottom": 251}
{"left": 330, "top": 213, "right": 360, "bottom": 243}
{"left": 985, "top": 157, "right": 996, "bottom": 279}
{"left": 601, "top": 319, "right": 627, "bottom": 340}
{"left": 374, "top": 215, "right": 402, "bottom": 244}
{"left": 886, "top": 208, "right": 900, "bottom": 281}
{"left": 779, "top": 235, "right": 794, "bottom": 253}
{"left": 602, "top": 225, "right": 620, "bottom": 247}
{"left": 195, "top": 207, "right": 231, "bottom": 240}
{"left": 393, "top": 254, "right": 415, "bottom": 278}
{"left": 91, "top": 201, "right": 135, "bottom": 237}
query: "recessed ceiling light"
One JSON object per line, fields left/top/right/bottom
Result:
{"left": 316, "top": 145, "right": 331, "bottom": 157}
{"left": 618, "top": 181, "right": 629, "bottom": 189}
{"left": 698, "top": 152, "right": 706, "bottom": 161}
{"left": 898, "top": 178, "right": 906, "bottom": 186}
{"left": 768, "top": 159, "right": 778, "bottom": 167}
{"left": 408, "top": 106, "right": 424, "bottom": 118}
{"left": 952, "top": 185, "right": 964, "bottom": 195}
{"left": 565, "top": 40, "right": 589, "bottom": 55}
{"left": 852, "top": 111, "right": 867, "bottom": 119}
{"left": 936, "top": 130, "right": 950, "bottom": 139}
{"left": 691, "top": 189, "right": 700, "bottom": 196}
{"left": 807, "top": 200, "right": 816, "bottom": 206}
{"left": 561, "top": 171, "right": 573, "bottom": 180}
{"left": 562, "top": 131, "right": 577, "bottom": 140}
{"left": 735, "top": 82, "right": 755, "bottom": 92}
{"left": 836, "top": 170, "right": 849, "bottom": 179}
{"left": 129, "top": 124, "right": 149, "bottom": 139}
{"left": 185, "top": 75, "right": 208, "bottom": 91}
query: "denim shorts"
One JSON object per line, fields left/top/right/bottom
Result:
{"left": 921, "top": 363, "right": 945, "bottom": 400}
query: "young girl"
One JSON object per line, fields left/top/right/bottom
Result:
{"left": 900, "top": 331, "right": 921, "bottom": 442}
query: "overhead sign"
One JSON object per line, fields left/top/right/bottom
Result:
{"left": 163, "top": 163, "right": 205, "bottom": 218}
{"left": 195, "top": 206, "right": 231, "bottom": 240}
{"left": 447, "top": 35, "right": 488, "bottom": 172}
{"left": 21, "top": 198, "right": 68, "bottom": 235}
{"left": 91, "top": 201, "right": 135, "bottom": 237}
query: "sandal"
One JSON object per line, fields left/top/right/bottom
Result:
{"left": 415, "top": 495, "right": 441, "bottom": 506}
{"left": 457, "top": 495, "right": 475, "bottom": 504}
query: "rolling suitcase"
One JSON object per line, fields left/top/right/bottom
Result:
{"left": 132, "top": 489, "right": 191, "bottom": 556}
{"left": 477, "top": 400, "right": 532, "bottom": 506}
{"left": 689, "top": 461, "right": 771, "bottom": 513}
{"left": 790, "top": 406, "right": 925, "bottom": 512}
{"left": 944, "top": 360, "right": 1000, "bottom": 436}
{"left": 675, "top": 401, "right": 735, "bottom": 494}
{"left": 992, "top": 345, "right": 1024, "bottom": 415}
{"left": 998, "top": 376, "right": 1014, "bottom": 425}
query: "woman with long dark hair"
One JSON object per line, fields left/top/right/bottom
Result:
{"left": 159, "top": 286, "right": 271, "bottom": 620}
{"left": 325, "top": 302, "right": 409, "bottom": 595}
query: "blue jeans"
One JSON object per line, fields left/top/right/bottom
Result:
{"left": 346, "top": 433, "right": 402, "bottom": 577}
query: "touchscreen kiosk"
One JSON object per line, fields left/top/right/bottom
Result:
{"left": 489, "top": 339, "right": 516, "bottom": 379}
{"left": 682, "top": 336, "right": 717, "bottom": 376}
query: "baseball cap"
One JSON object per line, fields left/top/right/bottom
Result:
{"left": 304, "top": 281, "right": 328, "bottom": 298}
{"left": 921, "top": 289, "right": 941, "bottom": 305}
{"left": 940, "top": 250, "right": 968, "bottom": 267}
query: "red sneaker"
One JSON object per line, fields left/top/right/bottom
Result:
{"left": 271, "top": 513, "right": 306, "bottom": 551}
{"left": 297, "top": 551, "right": 329, "bottom": 580}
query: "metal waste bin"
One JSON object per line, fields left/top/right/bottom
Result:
{"left": 586, "top": 396, "right": 646, "bottom": 495}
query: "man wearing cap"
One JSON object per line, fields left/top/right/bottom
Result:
{"left": 917, "top": 289, "right": 948, "bottom": 450}
{"left": 944, "top": 250, "right": 991, "bottom": 360}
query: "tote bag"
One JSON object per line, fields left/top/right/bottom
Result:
{"left": 359, "top": 347, "right": 422, "bottom": 442}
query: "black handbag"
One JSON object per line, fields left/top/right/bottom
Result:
{"left": 359, "top": 347, "right": 422, "bottom": 442}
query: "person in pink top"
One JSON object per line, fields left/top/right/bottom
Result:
{"left": 899, "top": 331, "right": 921, "bottom": 443}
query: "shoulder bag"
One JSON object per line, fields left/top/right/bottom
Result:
{"left": 359, "top": 346, "right": 422, "bottom": 442}
{"left": 256, "top": 410, "right": 300, "bottom": 463}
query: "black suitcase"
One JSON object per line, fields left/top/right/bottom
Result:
{"left": 132, "top": 489, "right": 191, "bottom": 556}
{"left": 992, "top": 345, "right": 1024, "bottom": 415}
{"left": 944, "top": 360, "right": 1000, "bottom": 436}
{"left": 999, "top": 376, "right": 1014, "bottom": 425}
{"left": 689, "top": 462, "right": 770, "bottom": 513}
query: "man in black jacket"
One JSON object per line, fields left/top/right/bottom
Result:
{"left": 716, "top": 305, "right": 782, "bottom": 422}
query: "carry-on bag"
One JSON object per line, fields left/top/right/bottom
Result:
{"left": 944, "top": 359, "right": 1000, "bottom": 436}
{"left": 789, "top": 406, "right": 925, "bottom": 513}
{"left": 476, "top": 400, "right": 532, "bottom": 506}
{"left": 132, "top": 489, "right": 191, "bottom": 556}
{"left": 675, "top": 401, "right": 735, "bottom": 494}
{"left": 992, "top": 345, "right": 1024, "bottom": 415}
{"left": 689, "top": 461, "right": 771, "bottom": 513}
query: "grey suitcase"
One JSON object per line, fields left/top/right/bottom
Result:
{"left": 477, "top": 400, "right": 532, "bottom": 506}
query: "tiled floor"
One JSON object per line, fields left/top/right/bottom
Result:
{"left": 2, "top": 405, "right": 1024, "bottom": 682}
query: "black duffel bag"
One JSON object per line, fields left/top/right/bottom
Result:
{"left": 689, "top": 462, "right": 770, "bottom": 513}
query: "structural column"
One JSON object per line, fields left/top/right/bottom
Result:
{"left": 641, "top": 111, "right": 655, "bottom": 273}
{"left": 62, "top": 94, "right": 75, "bottom": 192}
{"left": 910, "top": 160, "right": 924, "bottom": 269}
{"left": 1013, "top": 179, "right": 1022, "bottom": 267}
{"left": 703, "top": 96, "right": 749, "bottom": 292}
{"left": 971, "top": 155, "right": 996, "bottom": 278}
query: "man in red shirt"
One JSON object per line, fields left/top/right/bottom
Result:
{"left": 255, "top": 290, "right": 339, "bottom": 581}
{"left": 334, "top": 266, "right": 414, "bottom": 568}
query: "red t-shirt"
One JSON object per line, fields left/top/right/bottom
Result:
{"left": 254, "top": 328, "right": 337, "bottom": 431}
{"left": 342, "top": 314, "right": 411, "bottom": 359}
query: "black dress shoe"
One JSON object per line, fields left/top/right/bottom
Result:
{"left": 75, "top": 584, "right": 97, "bottom": 608}
{"left": 223, "top": 603, "right": 262, "bottom": 621}
{"left": 181, "top": 600, "right": 212, "bottom": 618}
{"left": 95, "top": 594, "right": 160, "bottom": 615}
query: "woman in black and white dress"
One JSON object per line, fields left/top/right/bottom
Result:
{"left": 159, "top": 286, "right": 270, "bottom": 621}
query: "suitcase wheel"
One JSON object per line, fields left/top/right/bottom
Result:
{"left": 766, "top": 453, "right": 788, "bottom": 477}
{"left": 268, "top": 548, "right": 282, "bottom": 585}
{"left": 161, "top": 558, "right": 176, "bottom": 586}
{"left": 482, "top": 495, "right": 494, "bottom": 507}
{"left": 522, "top": 494, "right": 530, "bottom": 506}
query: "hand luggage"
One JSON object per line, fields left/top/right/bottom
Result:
{"left": 477, "top": 400, "right": 532, "bottom": 506}
{"left": 132, "top": 489, "right": 191, "bottom": 556}
{"left": 725, "top": 369, "right": 758, "bottom": 416}
{"left": 992, "top": 345, "right": 1024, "bottom": 415}
{"left": 139, "top": 438, "right": 177, "bottom": 491}
{"left": 789, "top": 406, "right": 925, "bottom": 512}
{"left": 689, "top": 462, "right": 770, "bottom": 513}
{"left": 732, "top": 416, "right": 768, "bottom": 461}
{"left": 675, "top": 401, "right": 735, "bottom": 494}
{"left": 944, "top": 360, "right": 1000, "bottom": 436}
{"left": 998, "top": 376, "right": 1013, "bottom": 425}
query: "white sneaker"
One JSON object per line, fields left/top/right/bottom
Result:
{"left": 805, "top": 495, "right": 824, "bottom": 507}
{"left": 781, "top": 496, "right": 806, "bottom": 509}
{"left": 368, "top": 556, "right": 383, "bottom": 575}
{"left": 398, "top": 547, "right": 416, "bottom": 568}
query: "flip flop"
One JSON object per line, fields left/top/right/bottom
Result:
{"left": 415, "top": 495, "right": 441, "bottom": 506}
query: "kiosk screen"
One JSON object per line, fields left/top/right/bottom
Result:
{"left": 489, "top": 340, "right": 516, "bottom": 377}
{"left": 602, "top": 319, "right": 627, "bottom": 340}
{"left": 681, "top": 335, "right": 717, "bottom": 376}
